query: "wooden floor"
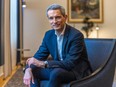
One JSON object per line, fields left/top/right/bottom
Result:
{"left": 0, "top": 75, "right": 4, "bottom": 87}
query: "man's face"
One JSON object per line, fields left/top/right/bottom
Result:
{"left": 47, "top": 9, "right": 67, "bottom": 31}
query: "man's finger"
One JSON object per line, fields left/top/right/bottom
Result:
{"left": 31, "top": 71, "right": 35, "bottom": 84}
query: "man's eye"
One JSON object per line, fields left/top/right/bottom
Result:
{"left": 48, "top": 16, "right": 62, "bottom": 21}
{"left": 49, "top": 17, "right": 53, "bottom": 20}
{"left": 56, "top": 16, "right": 61, "bottom": 19}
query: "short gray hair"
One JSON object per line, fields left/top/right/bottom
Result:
{"left": 46, "top": 4, "right": 66, "bottom": 17}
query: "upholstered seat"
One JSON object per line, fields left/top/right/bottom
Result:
{"left": 40, "top": 39, "right": 116, "bottom": 87}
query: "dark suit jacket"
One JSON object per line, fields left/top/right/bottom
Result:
{"left": 33, "top": 24, "right": 92, "bottom": 80}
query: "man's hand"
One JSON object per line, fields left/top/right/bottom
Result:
{"left": 26, "top": 57, "right": 45, "bottom": 68}
{"left": 23, "top": 68, "right": 34, "bottom": 87}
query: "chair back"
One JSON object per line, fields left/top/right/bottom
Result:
{"left": 85, "top": 39, "right": 116, "bottom": 71}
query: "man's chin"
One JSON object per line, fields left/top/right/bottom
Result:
{"left": 53, "top": 27, "right": 60, "bottom": 30}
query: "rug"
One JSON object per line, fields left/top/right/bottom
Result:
{"left": 4, "top": 67, "right": 25, "bottom": 87}
{"left": 4, "top": 67, "right": 116, "bottom": 87}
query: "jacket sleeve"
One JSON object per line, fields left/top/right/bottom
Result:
{"left": 25, "top": 32, "right": 50, "bottom": 70}
{"left": 33, "top": 32, "right": 50, "bottom": 60}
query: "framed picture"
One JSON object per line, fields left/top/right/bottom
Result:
{"left": 67, "top": 0, "right": 103, "bottom": 23}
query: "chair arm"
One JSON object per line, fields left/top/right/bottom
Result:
{"left": 68, "top": 56, "right": 116, "bottom": 87}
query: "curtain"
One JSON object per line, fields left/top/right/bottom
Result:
{"left": 0, "top": 0, "right": 4, "bottom": 66}
{"left": 3, "top": 0, "right": 12, "bottom": 78}
{"left": 17, "top": 0, "right": 23, "bottom": 64}
{"left": 2, "top": 0, "right": 23, "bottom": 78}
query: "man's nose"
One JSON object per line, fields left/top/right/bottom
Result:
{"left": 52, "top": 18, "right": 57, "bottom": 23}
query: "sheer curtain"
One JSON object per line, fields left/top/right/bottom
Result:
{"left": 2, "top": 0, "right": 23, "bottom": 78}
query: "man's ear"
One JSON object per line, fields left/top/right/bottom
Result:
{"left": 64, "top": 15, "right": 68, "bottom": 23}
{"left": 65, "top": 15, "right": 68, "bottom": 19}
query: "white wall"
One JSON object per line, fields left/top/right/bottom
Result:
{"left": 23, "top": 0, "right": 116, "bottom": 57}
{"left": 99, "top": 0, "right": 116, "bottom": 38}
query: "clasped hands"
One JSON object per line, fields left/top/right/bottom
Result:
{"left": 23, "top": 57, "right": 45, "bottom": 87}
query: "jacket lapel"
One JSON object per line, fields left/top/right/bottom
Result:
{"left": 62, "top": 25, "right": 70, "bottom": 59}
{"left": 52, "top": 32, "right": 59, "bottom": 60}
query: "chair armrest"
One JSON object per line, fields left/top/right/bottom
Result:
{"left": 68, "top": 56, "right": 116, "bottom": 87}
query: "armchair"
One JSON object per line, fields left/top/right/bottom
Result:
{"left": 40, "top": 39, "right": 116, "bottom": 87}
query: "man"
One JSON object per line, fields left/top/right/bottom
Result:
{"left": 23, "top": 4, "right": 92, "bottom": 87}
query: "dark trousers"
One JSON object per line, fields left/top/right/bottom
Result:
{"left": 30, "top": 68, "right": 76, "bottom": 87}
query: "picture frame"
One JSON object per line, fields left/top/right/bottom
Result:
{"left": 67, "top": 0, "right": 103, "bottom": 23}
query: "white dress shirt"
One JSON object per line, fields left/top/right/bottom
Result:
{"left": 55, "top": 25, "right": 66, "bottom": 61}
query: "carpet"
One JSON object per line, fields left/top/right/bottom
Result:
{"left": 4, "top": 67, "right": 25, "bottom": 87}
{"left": 4, "top": 67, "right": 116, "bottom": 87}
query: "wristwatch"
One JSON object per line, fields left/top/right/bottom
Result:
{"left": 44, "top": 61, "right": 48, "bottom": 68}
